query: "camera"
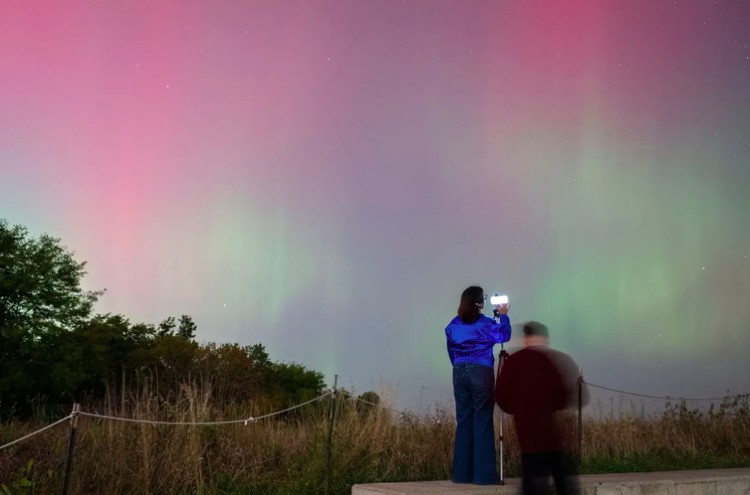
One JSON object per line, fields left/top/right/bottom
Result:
{"left": 490, "top": 294, "right": 509, "bottom": 305}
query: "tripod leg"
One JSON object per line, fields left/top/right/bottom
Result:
{"left": 499, "top": 409, "right": 504, "bottom": 484}
{"left": 496, "top": 346, "right": 509, "bottom": 485}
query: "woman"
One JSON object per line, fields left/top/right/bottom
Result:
{"left": 445, "top": 285, "right": 511, "bottom": 485}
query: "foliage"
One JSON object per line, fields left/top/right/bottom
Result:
{"left": 0, "top": 459, "right": 34, "bottom": 495}
{"left": 0, "top": 221, "right": 327, "bottom": 418}
{"left": 0, "top": 220, "right": 102, "bottom": 336}
{"left": 1, "top": 311, "right": 326, "bottom": 417}
{"left": 0, "top": 220, "right": 103, "bottom": 415}
{"left": 356, "top": 391, "right": 381, "bottom": 417}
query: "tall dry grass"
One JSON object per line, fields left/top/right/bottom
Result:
{"left": 1, "top": 385, "right": 748, "bottom": 495}
{"left": 582, "top": 395, "right": 750, "bottom": 473}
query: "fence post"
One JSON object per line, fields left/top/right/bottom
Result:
{"left": 61, "top": 403, "right": 80, "bottom": 495}
{"left": 577, "top": 370, "right": 583, "bottom": 462}
{"left": 325, "top": 375, "right": 338, "bottom": 495}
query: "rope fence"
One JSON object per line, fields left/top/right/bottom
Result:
{"left": 0, "top": 414, "right": 73, "bottom": 452}
{"left": 0, "top": 391, "right": 334, "bottom": 453}
{"left": 77, "top": 390, "right": 333, "bottom": 426}
{"left": 583, "top": 381, "right": 748, "bottom": 402}
{"left": 2, "top": 382, "right": 748, "bottom": 452}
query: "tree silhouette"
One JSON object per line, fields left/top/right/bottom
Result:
{"left": 0, "top": 219, "right": 102, "bottom": 337}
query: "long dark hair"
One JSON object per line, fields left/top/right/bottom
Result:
{"left": 457, "top": 286, "right": 484, "bottom": 323}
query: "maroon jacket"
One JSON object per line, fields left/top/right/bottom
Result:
{"left": 495, "top": 346, "right": 580, "bottom": 453}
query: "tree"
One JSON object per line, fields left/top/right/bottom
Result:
{"left": 46, "top": 314, "right": 156, "bottom": 398}
{"left": 0, "top": 220, "right": 102, "bottom": 337}
{"left": 0, "top": 220, "right": 103, "bottom": 415}
{"left": 158, "top": 316, "right": 176, "bottom": 337}
{"left": 356, "top": 391, "right": 381, "bottom": 417}
{"left": 268, "top": 362, "right": 326, "bottom": 405}
{"left": 193, "top": 343, "right": 265, "bottom": 403}
{"left": 156, "top": 315, "right": 196, "bottom": 340}
{"left": 177, "top": 314, "right": 197, "bottom": 340}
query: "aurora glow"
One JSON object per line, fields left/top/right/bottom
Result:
{"left": 1, "top": 1, "right": 749, "bottom": 410}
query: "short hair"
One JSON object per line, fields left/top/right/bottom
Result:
{"left": 523, "top": 321, "right": 549, "bottom": 338}
{"left": 457, "top": 286, "right": 484, "bottom": 324}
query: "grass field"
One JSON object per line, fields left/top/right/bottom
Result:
{"left": 1, "top": 386, "right": 748, "bottom": 495}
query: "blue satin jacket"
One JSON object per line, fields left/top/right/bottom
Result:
{"left": 445, "top": 314, "right": 512, "bottom": 368}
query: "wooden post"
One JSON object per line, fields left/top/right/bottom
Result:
{"left": 325, "top": 375, "right": 338, "bottom": 495}
{"left": 61, "top": 403, "right": 80, "bottom": 495}
{"left": 577, "top": 370, "right": 583, "bottom": 461}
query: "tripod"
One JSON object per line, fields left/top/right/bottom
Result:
{"left": 493, "top": 307, "right": 510, "bottom": 484}
{"left": 496, "top": 343, "right": 510, "bottom": 485}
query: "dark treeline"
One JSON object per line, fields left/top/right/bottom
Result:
{"left": 0, "top": 219, "right": 327, "bottom": 419}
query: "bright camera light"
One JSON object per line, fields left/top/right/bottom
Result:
{"left": 490, "top": 294, "right": 509, "bottom": 305}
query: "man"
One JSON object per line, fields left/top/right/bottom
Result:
{"left": 495, "top": 321, "right": 587, "bottom": 495}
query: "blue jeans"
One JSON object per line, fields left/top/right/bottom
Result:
{"left": 452, "top": 363, "right": 497, "bottom": 484}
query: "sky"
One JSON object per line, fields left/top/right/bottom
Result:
{"left": 1, "top": 0, "right": 749, "bottom": 413}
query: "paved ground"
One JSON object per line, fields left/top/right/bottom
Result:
{"left": 352, "top": 467, "right": 750, "bottom": 494}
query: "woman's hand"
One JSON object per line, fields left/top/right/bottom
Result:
{"left": 494, "top": 303, "right": 510, "bottom": 315}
